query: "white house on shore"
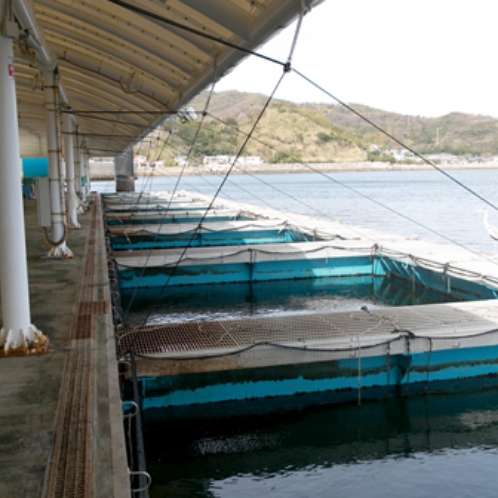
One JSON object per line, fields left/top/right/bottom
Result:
{"left": 202, "top": 155, "right": 263, "bottom": 166}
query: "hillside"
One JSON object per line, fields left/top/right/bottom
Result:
{"left": 136, "top": 91, "right": 498, "bottom": 164}
{"left": 312, "top": 103, "right": 498, "bottom": 156}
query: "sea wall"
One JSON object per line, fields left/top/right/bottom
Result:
{"left": 136, "top": 161, "right": 498, "bottom": 177}
{"left": 90, "top": 161, "right": 498, "bottom": 179}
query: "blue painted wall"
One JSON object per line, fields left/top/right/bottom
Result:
{"left": 118, "top": 255, "right": 375, "bottom": 288}
{"left": 138, "top": 343, "right": 498, "bottom": 412}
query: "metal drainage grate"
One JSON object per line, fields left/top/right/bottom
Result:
{"left": 79, "top": 301, "right": 110, "bottom": 316}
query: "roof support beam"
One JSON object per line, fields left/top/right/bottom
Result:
{"left": 175, "top": 0, "right": 250, "bottom": 40}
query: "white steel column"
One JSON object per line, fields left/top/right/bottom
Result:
{"left": 63, "top": 111, "right": 80, "bottom": 228}
{"left": 44, "top": 69, "right": 73, "bottom": 258}
{"left": 0, "top": 29, "right": 47, "bottom": 353}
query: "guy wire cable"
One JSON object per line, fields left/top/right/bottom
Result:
{"left": 191, "top": 154, "right": 376, "bottom": 244}
{"left": 123, "top": 122, "right": 177, "bottom": 221}
{"left": 164, "top": 80, "right": 218, "bottom": 209}
{"left": 291, "top": 67, "right": 498, "bottom": 214}
{"left": 119, "top": 11, "right": 305, "bottom": 331}
{"left": 120, "top": 69, "right": 289, "bottom": 347}
{"left": 170, "top": 124, "right": 307, "bottom": 210}
{"left": 108, "top": 0, "right": 289, "bottom": 69}
{"left": 205, "top": 111, "right": 498, "bottom": 267}
{"left": 107, "top": 0, "right": 498, "bottom": 214}
{"left": 122, "top": 81, "right": 219, "bottom": 323}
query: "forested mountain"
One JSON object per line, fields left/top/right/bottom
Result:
{"left": 137, "top": 91, "right": 498, "bottom": 164}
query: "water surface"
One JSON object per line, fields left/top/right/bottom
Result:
{"left": 96, "top": 169, "right": 498, "bottom": 498}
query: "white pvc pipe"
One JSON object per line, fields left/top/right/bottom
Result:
{"left": 63, "top": 112, "right": 80, "bottom": 228}
{"left": 85, "top": 152, "right": 91, "bottom": 194}
{"left": 44, "top": 70, "right": 72, "bottom": 258}
{"left": 73, "top": 129, "right": 81, "bottom": 198}
{"left": 44, "top": 70, "right": 64, "bottom": 241}
{"left": 12, "top": 0, "right": 55, "bottom": 70}
{"left": 79, "top": 147, "right": 86, "bottom": 202}
{"left": 0, "top": 33, "right": 40, "bottom": 350}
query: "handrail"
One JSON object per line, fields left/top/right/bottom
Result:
{"left": 129, "top": 470, "right": 151, "bottom": 494}
{"left": 128, "top": 351, "right": 150, "bottom": 497}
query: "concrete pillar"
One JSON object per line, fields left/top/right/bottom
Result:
{"left": 63, "top": 112, "right": 80, "bottom": 228}
{"left": 0, "top": 29, "right": 47, "bottom": 353}
{"left": 44, "top": 69, "right": 73, "bottom": 258}
{"left": 114, "top": 147, "right": 135, "bottom": 192}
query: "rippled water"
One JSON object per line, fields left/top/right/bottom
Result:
{"left": 144, "top": 384, "right": 498, "bottom": 498}
{"left": 96, "top": 169, "right": 498, "bottom": 498}
{"left": 122, "top": 276, "right": 459, "bottom": 325}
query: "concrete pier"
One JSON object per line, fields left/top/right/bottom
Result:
{"left": 0, "top": 197, "right": 129, "bottom": 497}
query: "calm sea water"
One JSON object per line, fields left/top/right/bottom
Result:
{"left": 97, "top": 168, "right": 498, "bottom": 252}
{"left": 96, "top": 169, "right": 498, "bottom": 498}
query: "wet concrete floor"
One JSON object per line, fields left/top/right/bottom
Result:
{"left": 0, "top": 198, "right": 128, "bottom": 497}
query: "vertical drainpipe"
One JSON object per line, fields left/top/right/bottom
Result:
{"left": 73, "top": 126, "right": 82, "bottom": 199}
{"left": 43, "top": 69, "right": 73, "bottom": 258}
{"left": 79, "top": 147, "right": 87, "bottom": 204}
{"left": 84, "top": 151, "right": 91, "bottom": 195}
{"left": 0, "top": 13, "right": 47, "bottom": 353}
{"left": 63, "top": 111, "right": 80, "bottom": 228}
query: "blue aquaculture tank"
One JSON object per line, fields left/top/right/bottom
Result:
{"left": 22, "top": 157, "right": 49, "bottom": 178}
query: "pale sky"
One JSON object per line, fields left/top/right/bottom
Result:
{"left": 216, "top": 0, "right": 498, "bottom": 118}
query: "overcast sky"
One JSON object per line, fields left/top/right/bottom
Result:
{"left": 215, "top": 0, "right": 498, "bottom": 118}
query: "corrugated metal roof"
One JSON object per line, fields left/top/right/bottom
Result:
{"left": 12, "top": 0, "right": 318, "bottom": 158}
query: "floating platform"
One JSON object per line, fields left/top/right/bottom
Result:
{"left": 105, "top": 207, "right": 254, "bottom": 226}
{"left": 119, "top": 300, "right": 498, "bottom": 412}
{"left": 108, "top": 191, "right": 498, "bottom": 414}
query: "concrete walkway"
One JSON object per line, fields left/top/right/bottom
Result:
{"left": 0, "top": 197, "right": 129, "bottom": 497}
